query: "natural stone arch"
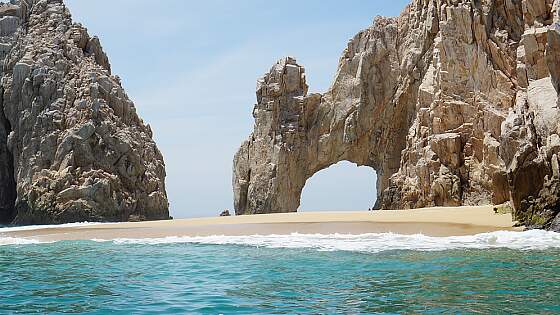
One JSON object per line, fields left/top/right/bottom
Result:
{"left": 232, "top": 0, "right": 535, "bottom": 216}
{"left": 232, "top": 46, "right": 416, "bottom": 214}
{"left": 233, "top": 0, "right": 560, "bottom": 231}
{"left": 232, "top": 4, "right": 438, "bottom": 216}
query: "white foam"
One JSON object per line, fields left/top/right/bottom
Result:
{"left": 0, "top": 222, "right": 109, "bottom": 233}
{"left": 0, "top": 222, "right": 112, "bottom": 246}
{"left": 3, "top": 230, "right": 560, "bottom": 251}
{"left": 0, "top": 237, "right": 47, "bottom": 246}
{"left": 100, "top": 230, "right": 560, "bottom": 252}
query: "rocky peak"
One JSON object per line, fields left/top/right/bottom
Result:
{"left": 256, "top": 57, "right": 307, "bottom": 100}
{"left": 0, "top": 0, "right": 169, "bottom": 224}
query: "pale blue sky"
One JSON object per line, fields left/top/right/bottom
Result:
{"left": 65, "top": 0, "right": 409, "bottom": 218}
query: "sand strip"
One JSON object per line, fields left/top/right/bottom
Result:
{"left": 1, "top": 206, "right": 520, "bottom": 241}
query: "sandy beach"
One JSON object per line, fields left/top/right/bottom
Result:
{"left": 1, "top": 206, "right": 521, "bottom": 241}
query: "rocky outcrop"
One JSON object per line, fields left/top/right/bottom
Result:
{"left": 233, "top": 0, "right": 560, "bottom": 231}
{"left": 0, "top": 0, "right": 169, "bottom": 224}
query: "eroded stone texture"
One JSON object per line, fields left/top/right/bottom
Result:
{"left": 233, "top": 13, "right": 416, "bottom": 214}
{"left": 0, "top": 0, "right": 168, "bottom": 224}
{"left": 0, "top": 1, "right": 19, "bottom": 223}
{"left": 547, "top": 23, "right": 560, "bottom": 93}
{"left": 233, "top": 0, "right": 560, "bottom": 231}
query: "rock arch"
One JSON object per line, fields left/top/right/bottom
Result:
{"left": 233, "top": 3, "right": 440, "bottom": 215}
{"left": 231, "top": 1, "right": 496, "bottom": 216}
{"left": 233, "top": 0, "right": 560, "bottom": 232}
{"left": 232, "top": 3, "right": 442, "bottom": 215}
{"left": 233, "top": 0, "right": 555, "bottom": 214}
{"left": 232, "top": 48, "right": 415, "bottom": 215}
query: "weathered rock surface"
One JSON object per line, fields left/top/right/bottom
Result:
{"left": 233, "top": 0, "right": 560, "bottom": 231}
{"left": 0, "top": 0, "right": 169, "bottom": 224}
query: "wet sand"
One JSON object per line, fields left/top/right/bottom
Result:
{"left": 0, "top": 206, "right": 522, "bottom": 241}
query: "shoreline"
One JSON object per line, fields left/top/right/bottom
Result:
{"left": 0, "top": 206, "right": 522, "bottom": 241}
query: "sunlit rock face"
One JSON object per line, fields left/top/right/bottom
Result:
{"left": 0, "top": 0, "right": 169, "bottom": 224}
{"left": 233, "top": 0, "right": 560, "bottom": 231}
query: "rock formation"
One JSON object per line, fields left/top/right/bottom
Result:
{"left": 0, "top": 0, "right": 169, "bottom": 224}
{"left": 233, "top": 0, "right": 560, "bottom": 231}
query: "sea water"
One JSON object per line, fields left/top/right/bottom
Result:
{"left": 1, "top": 230, "right": 560, "bottom": 314}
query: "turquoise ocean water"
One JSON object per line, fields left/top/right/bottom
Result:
{"left": 1, "top": 230, "right": 560, "bottom": 314}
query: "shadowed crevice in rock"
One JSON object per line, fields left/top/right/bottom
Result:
{"left": 0, "top": 2, "right": 18, "bottom": 224}
{"left": 0, "top": 94, "right": 16, "bottom": 224}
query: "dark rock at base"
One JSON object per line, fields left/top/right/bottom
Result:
{"left": 516, "top": 176, "right": 560, "bottom": 230}
{"left": 550, "top": 213, "right": 560, "bottom": 232}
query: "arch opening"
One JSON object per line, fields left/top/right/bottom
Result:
{"left": 298, "top": 161, "right": 378, "bottom": 212}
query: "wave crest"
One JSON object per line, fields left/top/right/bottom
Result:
{"left": 101, "top": 230, "right": 560, "bottom": 252}
{"left": 0, "top": 237, "right": 46, "bottom": 246}
{"left": 0, "top": 222, "right": 105, "bottom": 233}
{"left": 4, "top": 230, "right": 560, "bottom": 251}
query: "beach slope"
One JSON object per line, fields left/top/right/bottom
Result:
{"left": 0, "top": 206, "right": 521, "bottom": 242}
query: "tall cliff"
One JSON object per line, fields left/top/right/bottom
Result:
{"left": 233, "top": 0, "right": 560, "bottom": 231}
{"left": 0, "top": 0, "right": 169, "bottom": 224}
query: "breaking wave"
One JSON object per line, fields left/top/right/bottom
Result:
{"left": 0, "top": 237, "right": 48, "bottom": 246}
{"left": 0, "top": 222, "right": 104, "bottom": 233}
{"left": 99, "top": 230, "right": 560, "bottom": 252}
{"left": 0, "top": 222, "right": 106, "bottom": 247}
{"left": 3, "top": 229, "right": 560, "bottom": 252}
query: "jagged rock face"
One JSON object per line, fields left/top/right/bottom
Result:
{"left": 0, "top": 0, "right": 169, "bottom": 224}
{"left": 233, "top": 0, "right": 560, "bottom": 230}
{"left": 0, "top": 1, "right": 18, "bottom": 223}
